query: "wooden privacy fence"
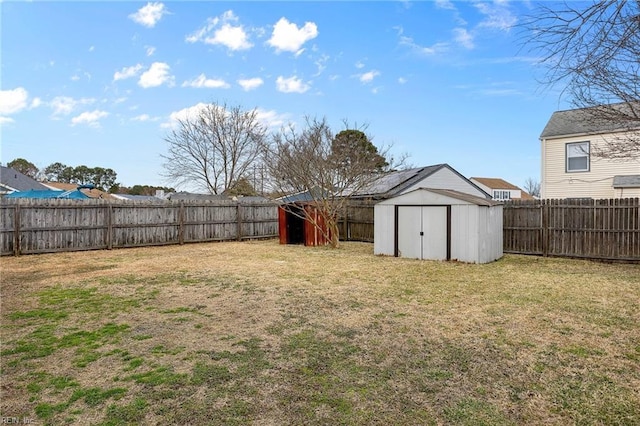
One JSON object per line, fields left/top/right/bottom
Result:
{"left": 338, "top": 200, "right": 375, "bottom": 242}
{"left": 0, "top": 199, "right": 278, "bottom": 256}
{"left": 503, "top": 198, "right": 640, "bottom": 261}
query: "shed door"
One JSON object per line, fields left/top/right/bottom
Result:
{"left": 397, "top": 206, "right": 448, "bottom": 260}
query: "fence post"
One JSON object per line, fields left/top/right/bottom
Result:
{"left": 178, "top": 202, "right": 185, "bottom": 245}
{"left": 13, "top": 204, "right": 20, "bottom": 256}
{"left": 107, "top": 204, "right": 113, "bottom": 250}
{"left": 237, "top": 203, "right": 243, "bottom": 241}
{"left": 542, "top": 200, "right": 549, "bottom": 257}
{"left": 342, "top": 205, "right": 349, "bottom": 242}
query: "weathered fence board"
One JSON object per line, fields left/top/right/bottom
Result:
{"left": 338, "top": 200, "right": 375, "bottom": 242}
{"left": 0, "top": 199, "right": 278, "bottom": 256}
{"left": 503, "top": 198, "right": 640, "bottom": 261}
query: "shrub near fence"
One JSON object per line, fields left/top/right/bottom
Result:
{"left": 503, "top": 198, "right": 640, "bottom": 261}
{"left": 0, "top": 199, "right": 278, "bottom": 256}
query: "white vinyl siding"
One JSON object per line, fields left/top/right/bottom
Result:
{"left": 541, "top": 131, "right": 640, "bottom": 199}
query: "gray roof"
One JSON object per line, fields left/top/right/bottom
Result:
{"left": 354, "top": 164, "right": 445, "bottom": 198}
{"left": 276, "top": 187, "right": 327, "bottom": 204}
{"left": 354, "top": 164, "right": 489, "bottom": 199}
{"left": 392, "top": 188, "right": 502, "bottom": 207}
{"left": 0, "top": 166, "right": 49, "bottom": 192}
{"left": 612, "top": 175, "right": 640, "bottom": 188}
{"left": 540, "top": 102, "right": 640, "bottom": 139}
{"left": 167, "top": 192, "right": 231, "bottom": 201}
{"left": 114, "top": 194, "right": 163, "bottom": 201}
{"left": 425, "top": 188, "right": 501, "bottom": 206}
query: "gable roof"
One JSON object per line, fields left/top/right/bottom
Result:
{"left": 354, "top": 164, "right": 489, "bottom": 199}
{"left": 612, "top": 175, "right": 640, "bottom": 188}
{"left": 0, "top": 166, "right": 49, "bottom": 192}
{"left": 471, "top": 177, "right": 520, "bottom": 190}
{"left": 471, "top": 177, "right": 535, "bottom": 200}
{"left": 540, "top": 102, "right": 640, "bottom": 139}
{"left": 380, "top": 187, "right": 501, "bottom": 207}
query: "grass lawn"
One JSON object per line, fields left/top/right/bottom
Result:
{"left": 1, "top": 240, "right": 639, "bottom": 425}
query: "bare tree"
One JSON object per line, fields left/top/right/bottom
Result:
{"left": 263, "top": 117, "right": 403, "bottom": 248}
{"left": 162, "top": 102, "right": 266, "bottom": 194}
{"left": 523, "top": 177, "right": 540, "bottom": 198}
{"left": 523, "top": 0, "right": 640, "bottom": 159}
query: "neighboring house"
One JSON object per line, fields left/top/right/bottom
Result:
{"left": 352, "top": 163, "right": 491, "bottom": 200}
{"left": 0, "top": 166, "right": 50, "bottom": 196}
{"left": 540, "top": 104, "right": 640, "bottom": 199}
{"left": 42, "top": 182, "right": 114, "bottom": 199}
{"left": 470, "top": 177, "right": 535, "bottom": 201}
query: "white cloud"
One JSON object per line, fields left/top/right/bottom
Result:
{"left": 435, "top": 0, "right": 456, "bottom": 10}
{"left": 453, "top": 28, "right": 474, "bottom": 49}
{"left": 275, "top": 76, "right": 310, "bottom": 94}
{"left": 355, "top": 61, "right": 365, "bottom": 69}
{"left": 129, "top": 2, "right": 168, "bottom": 28}
{"left": 267, "top": 17, "right": 318, "bottom": 54}
{"left": 255, "top": 108, "right": 288, "bottom": 129}
{"left": 313, "top": 54, "right": 330, "bottom": 77}
{"left": 146, "top": 46, "right": 156, "bottom": 56}
{"left": 186, "top": 10, "right": 252, "bottom": 51}
{"left": 162, "top": 102, "right": 208, "bottom": 128}
{"left": 133, "top": 114, "right": 151, "bottom": 121}
{"left": 50, "top": 96, "right": 95, "bottom": 116}
{"left": 114, "top": 64, "right": 144, "bottom": 81}
{"left": 398, "top": 77, "right": 407, "bottom": 84}
{"left": 0, "top": 116, "right": 15, "bottom": 125}
{"left": 400, "top": 35, "right": 449, "bottom": 55}
{"left": 182, "top": 74, "right": 230, "bottom": 89}
{"left": 237, "top": 77, "right": 264, "bottom": 91}
{"left": 359, "top": 70, "right": 380, "bottom": 84}
{"left": 475, "top": 2, "right": 517, "bottom": 31}
{"left": 31, "top": 98, "right": 42, "bottom": 108}
{"left": 132, "top": 114, "right": 160, "bottom": 122}
{"left": 89, "top": 46, "right": 95, "bottom": 52}
{"left": 138, "top": 62, "right": 174, "bottom": 88}
{"left": 71, "top": 110, "right": 109, "bottom": 127}
{"left": 0, "top": 87, "right": 29, "bottom": 115}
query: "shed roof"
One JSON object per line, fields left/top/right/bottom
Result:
{"left": 612, "top": 175, "right": 640, "bottom": 188}
{"left": 540, "top": 102, "right": 640, "bottom": 139}
{"left": 0, "top": 166, "right": 49, "bottom": 192}
{"left": 379, "top": 187, "right": 501, "bottom": 207}
{"left": 354, "top": 163, "right": 488, "bottom": 199}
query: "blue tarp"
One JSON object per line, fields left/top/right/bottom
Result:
{"left": 4, "top": 189, "right": 89, "bottom": 199}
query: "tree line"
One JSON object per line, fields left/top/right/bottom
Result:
{"left": 5, "top": 158, "right": 173, "bottom": 195}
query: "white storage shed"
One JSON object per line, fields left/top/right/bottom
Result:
{"left": 374, "top": 188, "right": 503, "bottom": 264}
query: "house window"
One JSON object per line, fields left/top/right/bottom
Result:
{"left": 566, "top": 141, "right": 590, "bottom": 172}
{"left": 493, "top": 190, "right": 511, "bottom": 200}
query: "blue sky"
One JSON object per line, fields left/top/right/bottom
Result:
{"left": 1, "top": 1, "right": 569, "bottom": 191}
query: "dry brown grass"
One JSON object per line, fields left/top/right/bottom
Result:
{"left": 1, "top": 240, "right": 639, "bottom": 425}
